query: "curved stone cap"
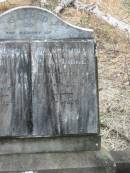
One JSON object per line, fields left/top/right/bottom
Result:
{"left": 0, "top": 6, "right": 94, "bottom": 40}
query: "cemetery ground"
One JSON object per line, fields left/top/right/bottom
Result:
{"left": 43, "top": 0, "right": 130, "bottom": 151}
{"left": 0, "top": 0, "right": 130, "bottom": 151}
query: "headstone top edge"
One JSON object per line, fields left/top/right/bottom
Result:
{"left": 0, "top": 6, "right": 94, "bottom": 39}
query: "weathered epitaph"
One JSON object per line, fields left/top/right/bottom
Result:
{"left": 0, "top": 7, "right": 99, "bottom": 143}
{"left": 32, "top": 41, "right": 98, "bottom": 135}
{"left": 0, "top": 42, "right": 32, "bottom": 136}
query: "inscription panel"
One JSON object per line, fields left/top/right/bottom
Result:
{"left": 32, "top": 41, "right": 98, "bottom": 136}
{"left": 0, "top": 42, "right": 32, "bottom": 136}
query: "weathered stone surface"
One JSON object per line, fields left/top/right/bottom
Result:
{"left": 32, "top": 40, "right": 98, "bottom": 136}
{"left": 0, "top": 135, "right": 101, "bottom": 155}
{"left": 0, "top": 6, "right": 93, "bottom": 40}
{"left": 0, "top": 40, "right": 99, "bottom": 138}
{"left": 0, "top": 149, "right": 115, "bottom": 173}
{"left": 0, "top": 7, "right": 99, "bottom": 150}
{"left": 0, "top": 42, "right": 32, "bottom": 136}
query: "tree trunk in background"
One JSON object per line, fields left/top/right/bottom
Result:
{"left": 55, "top": 0, "right": 75, "bottom": 13}
{"left": 55, "top": 0, "right": 130, "bottom": 38}
{"left": 73, "top": 1, "right": 130, "bottom": 38}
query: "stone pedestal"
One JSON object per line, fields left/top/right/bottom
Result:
{"left": 0, "top": 148, "right": 116, "bottom": 173}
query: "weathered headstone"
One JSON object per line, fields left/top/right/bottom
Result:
{"left": 0, "top": 6, "right": 116, "bottom": 173}
{"left": 0, "top": 6, "right": 100, "bottom": 151}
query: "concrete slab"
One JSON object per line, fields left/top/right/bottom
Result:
{"left": 111, "top": 150, "right": 130, "bottom": 173}
{"left": 0, "top": 135, "right": 101, "bottom": 155}
{"left": 0, "top": 149, "right": 115, "bottom": 172}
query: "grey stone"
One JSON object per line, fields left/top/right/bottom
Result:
{"left": 0, "top": 6, "right": 93, "bottom": 40}
{"left": 31, "top": 40, "right": 99, "bottom": 136}
{"left": 0, "top": 149, "right": 115, "bottom": 173}
{"left": 0, "top": 135, "right": 101, "bottom": 155}
{"left": 0, "top": 42, "right": 32, "bottom": 136}
{"left": 111, "top": 150, "right": 130, "bottom": 173}
{"left": 0, "top": 41, "right": 99, "bottom": 139}
{"left": 0, "top": 6, "right": 99, "bottom": 144}
{"left": 0, "top": 7, "right": 100, "bottom": 156}
{"left": 0, "top": 6, "right": 114, "bottom": 173}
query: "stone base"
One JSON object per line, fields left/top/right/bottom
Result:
{"left": 0, "top": 148, "right": 115, "bottom": 173}
{"left": 0, "top": 135, "right": 100, "bottom": 154}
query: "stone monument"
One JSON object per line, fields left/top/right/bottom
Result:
{"left": 0, "top": 6, "right": 116, "bottom": 173}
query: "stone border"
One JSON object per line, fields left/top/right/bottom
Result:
{"left": 0, "top": 148, "right": 115, "bottom": 173}
{"left": 0, "top": 135, "right": 101, "bottom": 155}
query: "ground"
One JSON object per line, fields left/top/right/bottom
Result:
{"left": 0, "top": 0, "right": 130, "bottom": 151}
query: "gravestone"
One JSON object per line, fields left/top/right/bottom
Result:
{"left": 0, "top": 6, "right": 117, "bottom": 173}
{"left": 0, "top": 6, "right": 100, "bottom": 152}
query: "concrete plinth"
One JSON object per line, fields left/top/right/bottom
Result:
{"left": 0, "top": 136, "right": 100, "bottom": 154}
{"left": 111, "top": 149, "right": 130, "bottom": 173}
{"left": 0, "top": 149, "right": 116, "bottom": 173}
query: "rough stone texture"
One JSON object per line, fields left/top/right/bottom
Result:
{"left": 0, "top": 6, "right": 93, "bottom": 40}
{"left": 0, "top": 149, "right": 116, "bottom": 173}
